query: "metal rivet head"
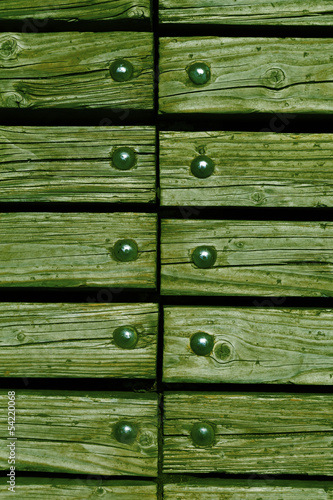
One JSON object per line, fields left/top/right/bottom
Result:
{"left": 109, "top": 59, "right": 133, "bottom": 82}
{"left": 191, "top": 155, "right": 214, "bottom": 178}
{"left": 188, "top": 62, "right": 211, "bottom": 85}
{"left": 192, "top": 245, "right": 217, "bottom": 269}
{"left": 190, "top": 331, "right": 214, "bottom": 356}
{"left": 113, "top": 325, "right": 138, "bottom": 349}
{"left": 113, "top": 421, "right": 138, "bottom": 444}
{"left": 113, "top": 239, "right": 138, "bottom": 262}
{"left": 191, "top": 422, "right": 215, "bottom": 447}
{"left": 112, "top": 147, "right": 136, "bottom": 170}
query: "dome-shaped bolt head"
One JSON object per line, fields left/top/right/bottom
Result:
{"left": 192, "top": 245, "right": 217, "bottom": 269}
{"left": 187, "top": 62, "right": 211, "bottom": 85}
{"left": 113, "top": 421, "right": 138, "bottom": 444}
{"left": 113, "top": 325, "right": 138, "bottom": 349}
{"left": 113, "top": 239, "right": 138, "bottom": 262}
{"left": 109, "top": 59, "right": 133, "bottom": 82}
{"left": 190, "top": 331, "right": 214, "bottom": 356}
{"left": 112, "top": 147, "right": 136, "bottom": 170}
{"left": 191, "top": 155, "right": 214, "bottom": 178}
{"left": 191, "top": 422, "right": 215, "bottom": 447}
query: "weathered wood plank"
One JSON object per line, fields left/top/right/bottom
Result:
{"left": 160, "top": 131, "right": 333, "bottom": 207}
{"left": 163, "top": 307, "right": 333, "bottom": 384}
{"left": 159, "top": 37, "right": 333, "bottom": 114}
{"left": 159, "top": 0, "right": 333, "bottom": 25}
{"left": 163, "top": 392, "right": 333, "bottom": 475}
{"left": 0, "top": 391, "right": 158, "bottom": 475}
{"left": 0, "top": 32, "right": 153, "bottom": 109}
{"left": 0, "top": 126, "right": 156, "bottom": 203}
{"left": 161, "top": 219, "right": 333, "bottom": 296}
{"left": 0, "top": 213, "right": 157, "bottom": 288}
{"left": 0, "top": 303, "right": 157, "bottom": 378}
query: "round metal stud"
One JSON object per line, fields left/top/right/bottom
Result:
{"left": 113, "top": 239, "right": 138, "bottom": 262}
{"left": 191, "top": 155, "right": 214, "bottom": 178}
{"left": 191, "top": 422, "right": 215, "bottom": 447}
{"left": 190, "top": 331, "right": 214, "bottom": 356}
{"left": 113, "top": 421, "right": 138, "bottom": 444}
{"left": 109, "top": 59, "right": 133, "bottom": 82}
{"left": 113, "top": 325, "right": 138, "bottom": 349}
{"left": 187, "top": 62, "right": 211, "bottom": 85}
{"left": 112, "top": 147, "right": 136, "bottom": 170}
{"left": 192, "top": 245, "right": 217, "bottom": 269}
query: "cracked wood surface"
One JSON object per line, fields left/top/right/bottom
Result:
{"left": 163, "top": 392, "right": 333, "bottom": 475}
{"left": 159, "top": 0, "right": 333, "bottom": 25}
{"left": 0, "top": 303, "right": 158, "bottom": 378}
{"left": 161, "top": 219, "right": 333, "bottom": 296}
{"left": 159, "top": 37, "right": 333, "bottom": 114}
{"left": 0, "top": 391, "right": 158, "bottom": 475}
{"left": 0, "top": 212, "right": 157, "bottom": 288}
{"left": 0, "top": 32, "right": 153, "bottom": 109}
{"left": 159, "top": 131, "right": 333, "bottom": 207}
{"left": 163, "top": 306, "right": 333, "bottom": 384}
{"left": 0, "top": 126, "right": 156, "bottom": 203}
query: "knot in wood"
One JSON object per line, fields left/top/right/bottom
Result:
{"left": 139, "top": 430, "right": 155, "bottom": 448}
{"left": 263, "top": 67, "right": 286, "bottom": 88}
{"left": 213, "top": 340, "right": 234, "bottom": 363}
{"left": 0, "top": 36, "right": 18, "bottom": 59}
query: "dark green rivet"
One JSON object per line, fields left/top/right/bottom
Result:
{"left": 109, "top": 59, "right": 133, "bottom": 82}
{"left": 112, "top": 147, "right": 136, "bottom": 170}
{"left": 113, "top": 239, "right": 138, "bottom": 262}
{"left": 190, "top": 331, "right": 214, "bottom": 356}
{"left": 192, "top": 245, "right": 217, "bottom": 269}
{"left": 113, "top": 325, "right": 138, "bottom": 349}
{"left": 191, "top": 422, "right": 215, "bottom": 447}
{"left": 188, "top": 62, "right": 211, "bottom": 85}
{"left": 191, "top": 155, "right": 214, "bottom": 178}
{"left": 113, "top": 421, "right": 138, "bottom": 444}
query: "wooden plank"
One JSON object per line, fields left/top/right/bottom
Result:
{"left": 159, "top": 131, "right": 333, "bottom": 208}
{"left": 163, "top": 392, "right": 333, "bottom": 475}
{"left": 0, "top": 126, "right": 156, "bottom": 203}
{"left": 0, "top": 32, "right": 153, "bottom": 109}
{"left": 0, "top": 212, "right": 157, "bottom": 288}
{"left": 159, "top": 37, "right": 333, "bottom": 114}
{"left": 0, "top": 0, "right": 150, "bottom": 21}
{"left": 161, "top": 219, "right": 333, "bottom": 296}
{"left": 163, "top": 306, "right": 333, "bottom": 384}
{"left": 0, "top": 303, "right": 158, "bottom": 378}
{"left": 159, "top": 0, "right": 333, "bottom": 25}
{"left": 0, "top": 478, "right": 157, "bottom": 499}
{"left": 0, "top": 391, "right": 158, "bottom": 476}
{"left": 164, "top": 479, "right": 333, "bottom": 499}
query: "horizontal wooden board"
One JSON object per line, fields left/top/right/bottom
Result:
{"left": 0, "top": 303, "right": 158, "bottom": 378}
{"left": 161, "top": 219, "right": 333, "bottom": 296}
{"left": 0, "top": 213, "right": 157, "bottom": 288}
{"left": 0, "top": 391, "right": 158, "bottom": 475}
{"left": 0, "top": 126, "right": 156, "bottom": 203}
{"left": 163, "top": 307, "right": 333, "bottom": 384}
{"left": 159, "top": 37, "right": 333, "bottom": 114}
{"left": 0, "top": 32, "right": 153, "bottom": 109}
{"left": 159, "top": 131, "right": 333, "bottom": 207}
{"left": 159, "top": 0, "right": 333, "bottom": 25}
{"left": 163, "top": 392, "right": 333, "bottom": 475}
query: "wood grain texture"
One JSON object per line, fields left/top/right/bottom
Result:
{"left": 0, "top": 478, "right": 157, "bottom": 499}
{"left": 163, "top": 307, "right": 333, "bottom": 384}
{"left": 159, "top": 37, "right": 333, "bottom": 114}
{"left": 0, "top": 303, "right": 158, "bottom": 378}
{"left": 159, "top": 0, "right": 333, "bottom": 25}
{"left": 163, "top": 392, "right": 333, "bottom": 475}
{"left": 0, "top": 212, "right": 157, "bottom": 288}
{"left": 0, "top": 126, "right": 156, "bottom": 203}
{"left": 161, "top": 219, "right": 333, "bottom": 296}
{"left": 0, "top": 32, "right": 153, "bottom": 109}
{"left": 160, "top": 131, "right": 333, "bottom": 207}
{"left": 0, "top": 391, "right": 158, "bottom": 476}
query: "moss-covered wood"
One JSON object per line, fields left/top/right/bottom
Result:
{"left": 0, "top": 212, "right": 157, "bottom": 288}
{"left": 0, "top": 303, "right": 158, "bottom": 378}
{"left": 159, "top": 37, "right": 333, "bottom": 114}
{"left": 0, "top": 391, "right": 158, "bottom": 476}
{"left": 0, "top": 126, "right": 156, "bottom": 203}
{"left": 159, "top": 0, "right": 333, "bottom": 25}
{"left": 163, "top": 392, "right": 333, "bottom": 475}
{"left": 0, "top": 32, "right": 153, "bottom": 109}
{"left": 160, "top": 131, "right": 333, "bottom": 207}
{"left": 163, "top": 306, "right": 333, "bottom": 384}
{"left": 161, "top": 219, "right": 333, "bottom": 296}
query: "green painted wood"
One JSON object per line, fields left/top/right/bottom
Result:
{"left": 160, "top": 131, "right": 333, "bottom": 207}
{"left": 0, "top": 212, "right": 157, "bottom": 288}
{"left": 163, "top": 306, "right": 333, "bottom": 384}
{"left": 163, "top": 392, "right": 333, "bottom": 475}
{"left": 0, "top": 303, "right": 157, "bottom": 378}
{"left": 0, "top": 32, "right": 153, "bottom": 109}
{"left": 161, "top": 219, "right": 333, "bottom": 296}
{"left": 159, "top": 0, "right": 333, "bottom": 25}
{"left": 0, "top": 391, "right": 158, "bottom": 476}
{"left": 159, "top": 37, "right": 333, "bottom": 114}
{"left": 0, "top": 126, "right": 156, "bottom": 203}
